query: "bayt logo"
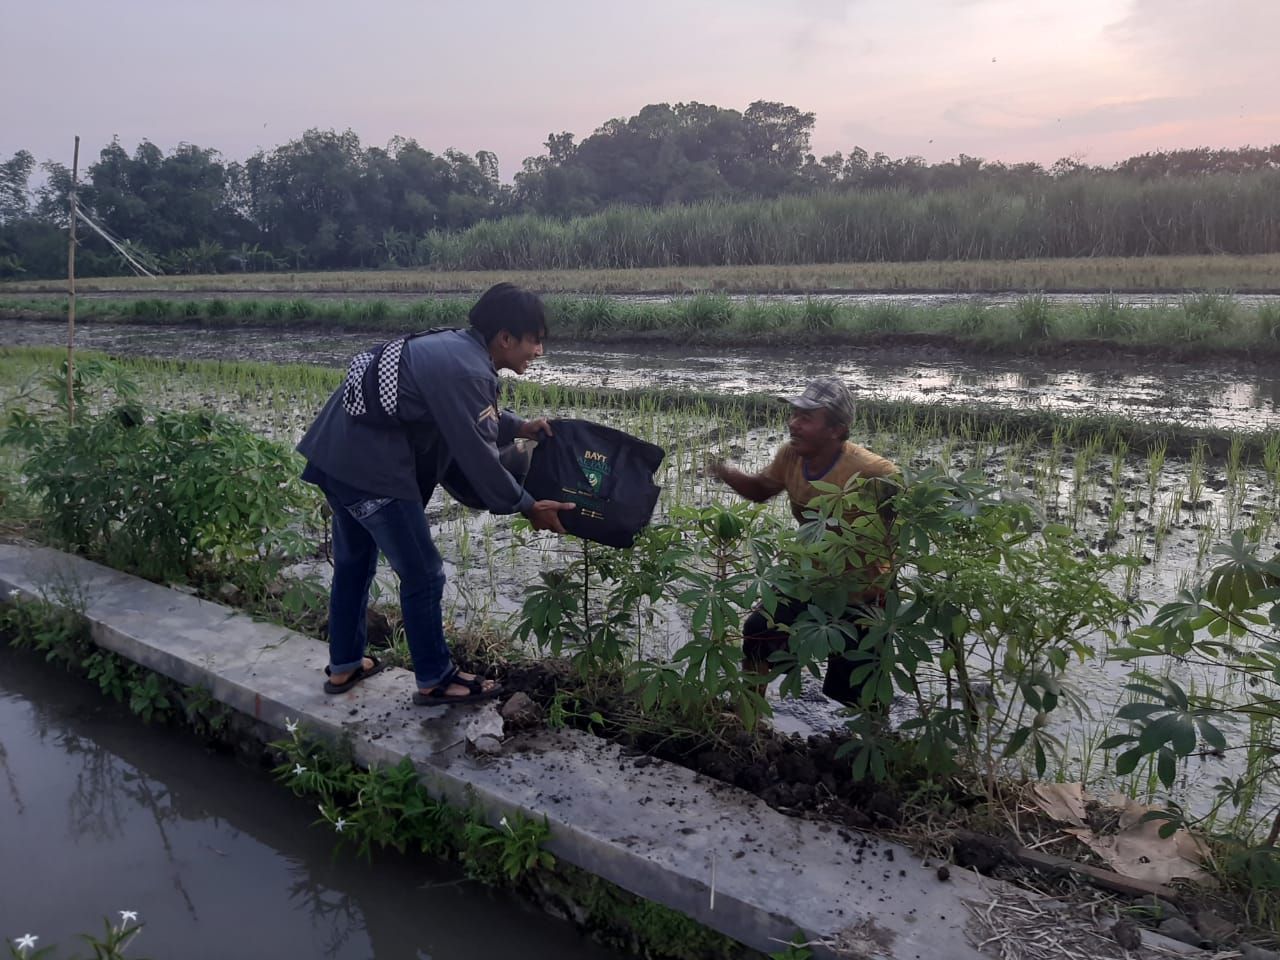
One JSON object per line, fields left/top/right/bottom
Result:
{"left": 579, "top": 450, "right": 610, "bottom": 491}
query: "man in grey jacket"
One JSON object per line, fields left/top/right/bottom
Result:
{"left": 298, "top": 283, "right": 574, "bottom": 704}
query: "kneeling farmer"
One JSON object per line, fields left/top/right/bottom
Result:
{"left": 710, "top": 376, "right": 899, "bottom": 706}
{"left": 298, "top": 283, "right": 574, "bottom": 704}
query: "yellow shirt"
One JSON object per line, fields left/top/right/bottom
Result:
{"left": 760, "top": 441, "right": 898, "bottom": 523}
{"left": 759, "top": 441, "right": 899, "bottom": 601}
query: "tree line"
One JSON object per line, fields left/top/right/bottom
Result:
{"left": 2, "top": 99, "right": 1278, "bottom": 278}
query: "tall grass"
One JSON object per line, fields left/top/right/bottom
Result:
{"left": 410, "top": 173, "right": 1280, "bottom": 270}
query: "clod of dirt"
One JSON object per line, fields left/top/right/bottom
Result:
{"left": 470, "top": 735, "right": 503, "bottom": 756}
{"left": 951, "top": 831, "right": 1012, "bottom": 875}
{"left": 695, "top": 750, "right": 737, "bottom": 782}
{"left": 733, "top": 761, "right": 769, "bottom": 792}
{"left": 936, "top": 865, "right": 951, "bottom": 882}
{"left": 865, "top": 790, "right": 903, "bottom": 825}
{"left": 775, "top": 751, "right": 819, "bottom": 785}
{"left": 789, "top": 783, "right": 815, "bottom": 806}
{"left": 499, "top": 691, "right": 544, "bottom": 729}
{"left": 838, "top": 806, "right": 871, "bottom": 829}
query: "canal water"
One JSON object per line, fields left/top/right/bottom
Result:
{"left": 1, "top": 318, "right": 1278, "bottom": 432}
{"left": 0, "top": 645, "right": 623, "bottom": 960}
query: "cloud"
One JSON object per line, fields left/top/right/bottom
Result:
{"left": 943, "top": 94, "right": 1194, "bottom": 137}
{"left": 1107, "top": 0, "right": 1280, "bottom": 83}
{"left": 786, "top": 0, "right": 875, "bottom": 64}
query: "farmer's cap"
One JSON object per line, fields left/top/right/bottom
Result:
{"left": 784, "top": 376, "right": 856, "bottom": 425}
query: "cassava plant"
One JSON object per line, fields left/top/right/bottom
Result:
{"left": 763, "top": 467, "right": 1137, "bottom": 792}
{"left": 4, "top": 394, "right": 317, "bottom": 586}
{"left": 516, "top": 522, "right": 688, "bottom": 684}
{"left": 628, "top": 502, "right": 780, "bottom": 733}
{"left": 1103, "top": 532, "right": 1280, "bottom": 912}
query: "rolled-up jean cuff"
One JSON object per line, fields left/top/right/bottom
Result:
{"left": 416, "top": 662, "right": 457, "bottom": 690}
{"left": 328, "top": 657, "right": 366, "bottom": 676}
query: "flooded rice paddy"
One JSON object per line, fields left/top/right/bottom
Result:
{"left": 2, "top": 317, "right": 1278, "bottom": 432}
{"left": 3, "top": 317, "right": 1278, "bottom": 821}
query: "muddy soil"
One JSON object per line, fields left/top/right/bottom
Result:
{"left": 486, "top": 658, "right": 1272, "bottom": 954}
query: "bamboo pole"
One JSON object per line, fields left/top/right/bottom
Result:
{"left": 66, "top": 135, "right": 80, "bottom": 423}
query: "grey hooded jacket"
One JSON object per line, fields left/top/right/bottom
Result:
{"left": 297, "top": 327, "right": 535, "bottom": 515}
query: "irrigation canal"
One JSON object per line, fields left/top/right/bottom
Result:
{"left": 2, "top": 318, "right": 1278, "bottom": 432}
{"left": 0, "top": 644, "right": 624, "bottom": 960}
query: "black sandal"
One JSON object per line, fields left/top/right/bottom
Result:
{"left": 323, "top": 655, "right": 385, "bottom": 694}
{"left": 412, "top": 666, "right": 503, "bottom": 705}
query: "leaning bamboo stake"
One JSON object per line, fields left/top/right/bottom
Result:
{"left": 66, "top": 134, "right": 80, "bottom": 424}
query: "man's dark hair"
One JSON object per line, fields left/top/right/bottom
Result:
{"left": 468, "top": 283, "right": 548, "bottom": 344}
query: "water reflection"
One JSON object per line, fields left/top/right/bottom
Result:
{"left": 0, "top": 319, "right": 1277, "bottom": 431}
{"left": 0, "top": 646, "right": 620, "bottom": 960}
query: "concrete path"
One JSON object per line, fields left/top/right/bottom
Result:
{"left": 0, "top": 544, "right": 1189, "bottom": 960}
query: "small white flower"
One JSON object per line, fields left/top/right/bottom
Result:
{"left": 499, "top": 816, "right": 509, "bottom": 829}
{"left": 285, "top": 718, "right": 299, "bottom": 734}
{"left": 292, "top": 763, "right": 307, "bottom": 777}
{"left": 15, "top": 934, "right": 38, "bottom": 951}
{"left": 119, "top": 910, "right": 138, "bottom": 923}
{"left": 334, "top": 817, "right": 347, "bottom": 833}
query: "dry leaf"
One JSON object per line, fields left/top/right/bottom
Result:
{"left": 1063, "top": 796, "right": 1209, "bottom": 885}
{"left": 1029, "top": 782, "right": 1088, "bottom": 825}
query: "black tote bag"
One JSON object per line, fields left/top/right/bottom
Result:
{"left": 522, "top": 419, "right": 664, "bottom": 548}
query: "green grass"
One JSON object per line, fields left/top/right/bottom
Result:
{"left": 6, "top": 292, "right": 1280, "bottom": 361}
{"left": 4, "top": 254, "right": 1280, "bottom": 296}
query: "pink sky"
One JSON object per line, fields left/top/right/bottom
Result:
{"left": 3, "top": 0, "right": 1276, "bottom": 178}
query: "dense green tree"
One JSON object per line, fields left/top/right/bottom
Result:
{"left": 1, "top": 103, "right": 1278, "bottom": 278}
{"left": 0, "top": 150, "right": 36, "bottom": 224}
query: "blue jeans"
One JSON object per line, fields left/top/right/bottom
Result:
{"left": 325, "top": 494, "right": 453, "bottom": 689}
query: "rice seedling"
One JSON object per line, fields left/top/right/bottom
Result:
{"left": 950, "top": 301, "right": 989, "bottom": 337}
{"left": 1256, "top": 303, "right": 1280, "bottom": 342}
{"left": 1187, "top": 442, "right": 1207, "bottom": 512}
{"left": 800, "top": 297, "right": 837, "bottom": 332}
{"left": 1084, "top": 294, "right": 1138, "bottom": 338}
{"left": 1195, "top": 516, "right": 1221, "bottom": 565}
{"left": 1145, "top": 441, "right": 1167, "bottom": 517}
{"left": 130, "top": 298, "right": 173, "bottom": 321}
{"left": 1152, "top": 487, "right": 1180, "bottom": 557}
{"left": 853, "top": 302, "right": 909, "bottom": 333}
{"left": 1013, "top": 294, "right": 1053, "bottom": 341}
{"left": 1183, "top": 292, "right": 1237, "bottom": 331}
